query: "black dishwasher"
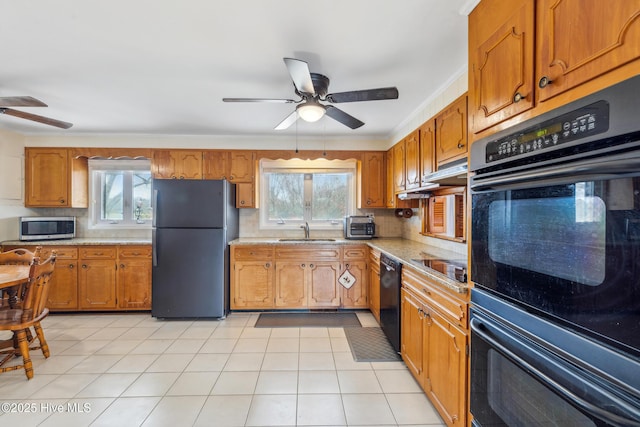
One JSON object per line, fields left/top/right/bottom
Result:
{"left": 380, "top": 253, "right": 401, "bottom": 353}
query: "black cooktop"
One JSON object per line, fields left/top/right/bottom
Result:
{"left": 410, "top": 258, "right": 468, "bottom": 283}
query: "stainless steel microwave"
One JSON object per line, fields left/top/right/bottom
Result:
{"left": 19, "top": 216, "right": 76, "bottom": 241}
{"left": 344, "top": 215, "right": 375, "bottom": 240}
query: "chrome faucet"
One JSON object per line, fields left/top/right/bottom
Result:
{"left": 301, "top": 222, "right": 310, "bottom": 239}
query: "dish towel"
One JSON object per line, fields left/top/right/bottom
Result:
{"left": 338, "top": 269, "right": 356, "bottom": 289}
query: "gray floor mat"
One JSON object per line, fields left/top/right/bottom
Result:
{"left": 254, "top": 312, "right": 361, "bottom": 328}
{"left": 344, "top": 327, "right": 401, "bottom": 362}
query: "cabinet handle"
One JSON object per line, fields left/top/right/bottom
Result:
{"left": 457, "top": 143, "right": 465, "bottom": 149}
{"left": 120, "top": 264, "right": 125, "bottom": 268}
{"left": 82, "top": 264, "right": 88, "bottom": 269}
{"left": 265, "top": 262, "right": 271, "bottom": 268}
{"left": 538, "top": 76, "right": 552, "bottom": 88}
{"left": 68, "top": 264, "right": 74, "bottom": 269}
{"left": 59, "top": 199, "right": 65, "bottom": 204}
{"left": 240, "top": 200, "right": 245, "bottom": 205}
{"left": 171, "top": 175, "right": 177, "bottom": 179}
{"left": 366, "top": 199, "right": 371, "bottom": 205}
{"left": 345, "top": 263, "right": 350, "bottom": 269}
{"left": 229, "top": 175, "right": 235, "bottom": 180}
{"left": 301, "top": 263, "right": 306, "bottom": 268}
{"left": 422, "top": 287, "right": 431, "bottom": 296}
{"left": 309, "top": 263, "right": 314, "bottom": 268}
{"left": 179, "top": 176, "right": 185, "bottom": 179}
{"left": 513, "top": 92, "right": 526, "bottom": 103}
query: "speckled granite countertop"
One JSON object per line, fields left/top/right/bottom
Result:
{"left": 230, "top": 237, "right": 469, "bottom": 294}
{"left": 1, "top": 238, "right": 151, "bottom": 246}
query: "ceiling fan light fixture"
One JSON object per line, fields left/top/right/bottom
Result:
{"left": 297, "top": 102, "right": 326, "bottom": 122}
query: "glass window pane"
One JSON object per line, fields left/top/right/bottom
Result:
{"left": 132, "top": 172, "right": 152, "bottom": 221}
{"left": 312, "top": 173, "right": 348, "bottom": 220}
{"left": 267, "top": 173, "right": 304, "bottom": 220}
{"left": 101, "top": 172, "right": 124, "bottom": 221}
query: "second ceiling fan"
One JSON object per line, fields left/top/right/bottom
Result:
{"left": 223, "top": 57, "right": 398, "bottom": 130}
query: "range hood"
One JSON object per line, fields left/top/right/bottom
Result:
{"left": 398, "top": 161, "right": 468, "bottom": 196}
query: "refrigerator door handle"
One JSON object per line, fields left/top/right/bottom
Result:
{"left": 152, "top": 189, "right": 158, "bottom": 227}
{"left": 152, "top": 228, "right": 158, "bottom": 267}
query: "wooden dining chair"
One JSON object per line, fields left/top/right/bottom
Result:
{"left": 0, "top": 247, "right": 41, "bottom": 308}
{"left": 0, "top": 252, "right": 56, "bottom": 380}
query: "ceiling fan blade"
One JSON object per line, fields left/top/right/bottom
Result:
{"left": 283, "top": 58, "right": 315, "bottom": 95}
{"left": 274, "top": 110, "right": 299, "bottom": 130}
{"left": 0, "top": 108, "right": 73, "bottom": 129}
{"left": 324, "top": 105, "right": 364, "bottom": 129}
{"left": 327, "top": 87, "right": 399, "bottom": 103}
{"left": 223, "top": 97, "right": 298, "bottom": 103}
{"left": 0, "top": 96, "right": 48, "bottom": 107}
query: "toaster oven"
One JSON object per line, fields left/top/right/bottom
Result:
{"left": 344, "top": 215, "right": 375, "bottom": 240}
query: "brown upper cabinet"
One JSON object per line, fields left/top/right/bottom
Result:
{"left": 25, "top": 148, "right": 88, "bottom": 208}
{"left": 435, "top": 95, "right": 468, "bottom": 166}
{"left": 419, "top": 119, "right": 436, "bottom": 187}
{"left": 203, "top": 150, "right": 254, "bottom": 183}
{"left": 360, "top": 152, "right": 386, "bottom": 208}
{"left": 404, "top": 130, "right": 421, "bottom": 190}
{"left": 393, "top": 138, "right": 407, "bottom": 193}
{"left": 153, "top": 149, "right": 203, "bottom": 179}
{"left": 469, "top": 0, "right": 640, "bottom": 136}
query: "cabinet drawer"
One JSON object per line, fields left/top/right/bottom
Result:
{"left": 402, "top": 267, "right": 468, "bottom": 328}
{"left": 233, "top": 246, "right": 274, "bottom": 260}
{"left": 118, "top": 246, "right": 152, "bottom": 259}
{"left": 79, "top": 246, "right": 117, "bottom": 259}
{"left": 42, "top": 246, "right": 78, "bottom": 260}
{"left": 343, "top": 246, "right": 367, "bottom": 260}
{"left": 275, "top": 245, "right": 341, "bottom": 260}
{"left": 369, "top": 248, "right": 381, "bottom": 263}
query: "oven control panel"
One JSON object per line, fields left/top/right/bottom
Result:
{"left": 485, "top": 101, "right": 610, "bottom": 163}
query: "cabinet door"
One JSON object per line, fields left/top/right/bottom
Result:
{"left": 202, "top": 151, "right": 229, "bottom": 180}
{"left": 232, "top": 261, "right": 274, "bottom": 309}
{"left": 361, "top": 152, "right": 385, "bottom": 208}
{"left": 47, "top": 260, "right": 78, "bottom": 310}
{"left": 536, "top": 0, "right": 640, "bottom": 102}
{"left": 236, "top": 182, "right": 255, "bottom": 208}
{"left": 425, "top": 309, "right": 468, "bottom": 427}
{"left": 392, "top": 140, "right": 406, "bottom": 193}
{"left": 368, "top": 250, "right": 381, "bottom": 322}
{"left": 153, "top": 150, "right": 202, "bottom": 179}
{"left": 308, "top": 261, "right": 340, "bottom": 308}
{"left": 385, "top": 149, "right": 396, "bottom": 208}
{"left": 419, "top": 120, "right": 436, "bottom": 186}
{"left": 25, "top": 148, "right": 69, "bottom": 207}
{"left": 435, "top": 95, "right": 468, "bottom": 166}
{"left": 401, "top": 288, "right": 425, "bottom": 383}
{"left": 340, "top": 261, "right": 368, "bottom": 309}
{"left": 117, "top": 246, "right": 152, "bottom": 310}
{"left": 79, "top": 259, "right": 117, "bottom": 309}
{"left": 229, "top": 151, "right": 254, "bottom": 183}
{"left": 405, "top": 130, "right": 421, "bottom": 190}
{"left": 469, "top": 0, "right": 535, "bottom": 133}
{"left": 275, "top": 262, "right": 307, "bottom": 308}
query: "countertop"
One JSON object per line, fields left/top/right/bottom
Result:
{"left": 231, "top": 237, "right": 469, "bottom": 294}
{"left": 1, "top": 238, "right": 152, "bottom": 246}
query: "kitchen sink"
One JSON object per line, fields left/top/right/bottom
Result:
{"left": 278, "top": 238, "right": 336, "bottom": 242}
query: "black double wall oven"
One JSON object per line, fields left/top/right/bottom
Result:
{"left": 469, "top": 75, "right": 640, "bottom": 426}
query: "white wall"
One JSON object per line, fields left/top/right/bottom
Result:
{"left": 0, "top": 129, "right": 39, "bottom": 241}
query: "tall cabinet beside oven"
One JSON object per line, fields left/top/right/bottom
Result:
{"left": 401, "top": 264, "right": 469, "bottom": 427}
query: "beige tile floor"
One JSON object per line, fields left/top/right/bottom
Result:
{"left": 0, "top": 311, "right": 445, "bottom": 427}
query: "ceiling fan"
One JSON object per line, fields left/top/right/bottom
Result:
{"left": 0, "top": 95, "right": 73, "bottom": 129}
{"left": 223, "top": 57, "right": 398, "bottom": 130}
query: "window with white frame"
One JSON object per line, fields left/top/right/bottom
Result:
{"left": 89, "top": 159, "right": 152, "bottom": 228}
{"left": 260, "top": 159, "right": 356, "bottom": 229}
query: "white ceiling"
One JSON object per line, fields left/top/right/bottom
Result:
{"left": 1, "top": 0, "right": 471, "bottom": 139}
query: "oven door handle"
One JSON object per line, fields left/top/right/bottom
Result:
{"left": 471, "top": 150, "right": 640, "bottom": 192}
{"left": 471, "top": 316, "right": 640, "bottom": 426}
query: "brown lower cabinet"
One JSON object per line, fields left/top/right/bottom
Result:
{"left": 230, "top": 244, "right": 368, "bottom": 310}
{"left": 368, "top": 248, "right": 381, "bottom": 322}
{"left": 401, "top": 265, "right": 469, "bottom": 427}
{"left": 2, "top": 244, "right": 151, "bottom": 312}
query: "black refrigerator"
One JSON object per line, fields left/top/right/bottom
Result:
{"left": 152, "top": 179, "right": 238, "bottom": 319}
